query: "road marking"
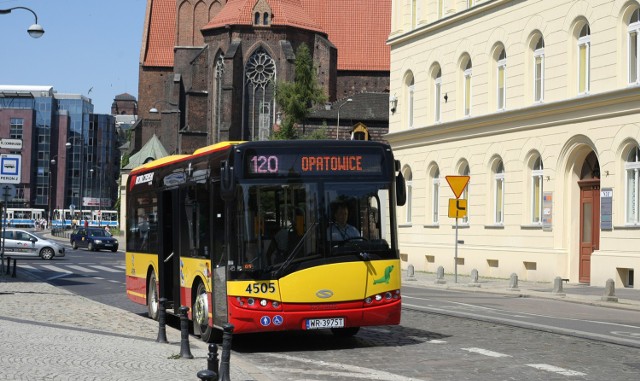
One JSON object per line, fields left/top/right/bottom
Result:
{"left": 527, "top": 364, "right": 586, "bottom": 376}
{"left": 461, "top": 347, "right": 511, "bottom": 358}
{"left": 89, "top": 265, "right": 121, "bottom": 273}
{"left": 17, "top": 265, "right": 42, "bottom": 272}
{"left": 260, "top": 353, "right": 423, "bottom": 381}
{"left": 114, "top": 265, "right": 126, "bottom": 270}
{"left": 428, "top": 339, "right": 447, "bottom": 344}
{"left": 41, "top": 265, "right": 73, "bottom": 273}
{"left": 66, "top": 265, "right": 98, "bottom": 273}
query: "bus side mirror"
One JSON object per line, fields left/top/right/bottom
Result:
{"left": 220, "top": 160, "right": 235, "bottom": 201}
{"left": 395, "top": 170, "right": 406, "bottom": 206}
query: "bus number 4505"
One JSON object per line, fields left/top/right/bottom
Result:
{"left": 246, "top": 282, "right": 276, "bottom": 294}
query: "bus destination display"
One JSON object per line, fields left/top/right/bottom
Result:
{"left": 245, "top": 150, "right": 384, "bottom": 177}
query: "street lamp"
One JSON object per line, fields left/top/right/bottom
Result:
{"left": 149, "top": 100, "right": 181, "bottom": 153}
{"left": 0, "top": 7, "right": 45, "bottom": 38}
{"left": 336, "top": 98, "right": 352, "bottom": 140}
{"left": 48, "top": 156, "right": 57, "bottom": 226}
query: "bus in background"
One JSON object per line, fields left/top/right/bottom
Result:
{"left": 2, "top": 208, "right": 45, "bottom": 227}
{"left": 125, "top": 140, "right": 406, "bottom": 342}
{"left": 52, "top": 209, "right": 119, "bottom": 228}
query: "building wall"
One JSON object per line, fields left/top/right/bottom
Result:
{"left": 388, "top": 0, "right": 640, "bottom": 286}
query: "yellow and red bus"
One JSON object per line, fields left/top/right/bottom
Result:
{"left": 125, "top": 140, "right": 406, "bottom": 341}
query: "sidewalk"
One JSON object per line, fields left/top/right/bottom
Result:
{"left": 403, "top": 268, "right": 640, "bottom": 311}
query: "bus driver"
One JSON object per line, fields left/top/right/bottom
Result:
{"left": 328, "top": 203, "right": 360, "bottom": 241}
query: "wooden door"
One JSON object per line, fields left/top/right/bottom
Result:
{"left": 578, "top": 180, "right": 600, "bottom": 284}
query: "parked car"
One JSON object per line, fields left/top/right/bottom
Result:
{"left": 70, "top": 227, "right": 119, "bottom": 252}
{"left": 1, "top": 229, "right": 65, "bottom": 260}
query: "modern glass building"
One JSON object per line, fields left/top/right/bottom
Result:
{"left": 0, "top": 85, "right": 119, "bottom": 216}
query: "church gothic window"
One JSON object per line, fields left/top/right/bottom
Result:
{"left": 244, "top": 48, "right": 276, "bottom": 141}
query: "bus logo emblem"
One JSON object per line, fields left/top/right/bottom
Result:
{"left": 316, "top": 289, "right": 334, "bottom": 299}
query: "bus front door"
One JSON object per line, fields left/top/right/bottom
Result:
{"left": 159, "top": 190, "right": 180, "bottom": 311}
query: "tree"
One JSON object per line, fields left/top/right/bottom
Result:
{"left": 273, "top": 43, "right": 327, "bottom": 140}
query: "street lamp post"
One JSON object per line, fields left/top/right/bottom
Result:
{"left": 336, "top": 98, "right": 352, "bottom": 140}
{"left": 0, "top": 7, "right": 45, "bottom": 38}
{"left": 149, "top": 100, "right": 181, "bottom": 154}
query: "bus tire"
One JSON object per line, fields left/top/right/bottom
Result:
{"left": 331, "top": 327, "right": 360, "bottom": 338}
{"left": 147, "top": 272, "right": 159, "bottom": 321}
{"left": 193, "top": 281, "right": 215, "bottom": 342}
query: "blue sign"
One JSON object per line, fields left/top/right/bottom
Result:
{"left": 273, "top": 315, "right": 283, "bottom": 326}
{"left": 0, "top": 154, "right": 21, "bottom": 184}
{"left": 260, "top": 316, "right": 271, "bottom": 326}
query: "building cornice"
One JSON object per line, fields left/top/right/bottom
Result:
{"left": 386, "top": 86, "right": 640, "bottom": 149}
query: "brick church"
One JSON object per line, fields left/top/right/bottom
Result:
{"left": 136, "top": 0, "right": 391, "bottom": 154}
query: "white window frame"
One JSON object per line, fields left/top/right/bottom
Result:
{"left": 494, "top": 162, "right": 505, "bottom": 225}
{"left": 497, "top": 51, "right": 506, "bottom": 110}
{"left": 406, "top": 173, "right": 413, "bottom": 224}
{"left": 629, "top": 10, "right": 640, "bottom": 85}
{"left": 626, "top": 147, "right": 640, "bottom": 225}
{"left": 461, "top": 165, "right": 470, "bottom": 224}
{"left": 464, "top": 62, "right": 472, "bottom": 117}
{"left": 531, "top": 157, "right": 544, "bottom": 224}
{"left": 534, "top": 39, "right": 545, "bottom": 103}
{"left": 408, "top": 82, "right": 415, "bottom": 129}
{"left": 578, "top": 26, "right": 591, "bottom": 95}
{"left": 438, "top": 0, "right": 444, "bottom": 19}
{"left": 435, "top": 70, "right": 442, "bottom": 123}
{"left": 432, "top": 169, "right": 440, "bottom": 224}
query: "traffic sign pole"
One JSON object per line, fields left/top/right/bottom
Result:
{"left": 445, "top": 176, "right": 470, "bottom": 284}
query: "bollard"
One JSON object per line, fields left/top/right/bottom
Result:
{"left": 207, "top": 343, "right": 219, "bottom": 373}
{"left": 468, "top": 268, "right": 481, "bottom": 287}
{"left": 552, "top": 276, "right": 565, "bottom": 296}
{"left": 196, "top": 369, "right": 217, "bottom": 381}
{"left": 178, "top": 306, "right": 194, "bottom": 359}
{"left": 405, "top": 264, "right": 416, "bottom": 281}
{"left": 156, "top": 298, "right": 168, "bottom": 343}
{"left": 601, "top": 278, "right": 618, "bottom": 302}
{"left": 218, "top": 323, "right": 234, "bottom": 381}
{"left": 435, "top": 265, "right": 446, "bottom": 284}
{"left": 507, "top": 273, "right": 519, "bottom": 291}
{"left": 11, "top": 258, "right": 16, "bottom": 278}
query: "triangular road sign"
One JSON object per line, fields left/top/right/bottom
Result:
{"left": 445, "top": 176, "right": 470, "bottom": 199}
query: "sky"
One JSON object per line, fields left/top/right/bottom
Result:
{"left": 1, "top": 0, "right": 148, "bottom": 114}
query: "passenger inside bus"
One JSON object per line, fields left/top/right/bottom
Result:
{"left": 265, "top": 208, "right": 304, "bottom": 264}
{"left": 327, "top": 202, "right": 360, "bottom": 242}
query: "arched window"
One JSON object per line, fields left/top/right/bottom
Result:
{"left": 464, "top": 60, "right": 472, "bottom": 116}
{"left": 460, "top": 164, "right": 470, "bottom": 224}
{"left": 531, "top": 156, "right": 544, "bottom": 224}
{"left": 434, "top": 68, "right": 442, "bottom": 123}
{"left": 404, "top": 167, "right": 413, "bottom": 223}
{"left": 534, "top": 36, "right": 545, "bottom": 102}
{"left": 497, "top": 49, "right": 507, "bottom": 110}
{"left": 254, "top": 12, "right": 260, "bottom": 25}
{"left": 432, "top": 167, "right": 440, "bottom": 223}
{"left": 244, "top": 48, "right": 276, "bottom": 141}
{"left": 629, "top": 9, "right": 640, "bottom": 84}
{"left": 406, "top": 74, "right": 415, "bottom": 129}
{"left": 626, "top": 146, "right": 640, "bottom": 224}
{"left": 263, "top": 12, "right": 270, "bottom": 25}
{"left": 578, "top": 24, "right": 591, "bottom": 94}
{"left": 494, "top": 160, "right": 505, "bottom": 224}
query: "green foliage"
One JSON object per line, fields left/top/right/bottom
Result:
{"left": 302, "top": 126, "right": 330, "bottom": 140}
{"left": 273, "top": 43, "right": 327, "bottom": 140}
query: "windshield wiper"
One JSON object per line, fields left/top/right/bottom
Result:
{"left": 273, "top": 222, "right": 318, "bottom": 277}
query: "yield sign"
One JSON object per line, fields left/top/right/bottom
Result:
{"left": 445, "top": 176, "right": 470, "bottom": 199}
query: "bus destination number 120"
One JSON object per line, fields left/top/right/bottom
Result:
{"left": 245, "top": 282, "right": 276, "bottom": 294}
{"left": 249, "top": 155, "right": 279, "bottom": 174}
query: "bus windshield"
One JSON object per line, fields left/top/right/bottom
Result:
{"left": 235, "top": 181, "right": 397, "bottom": 279}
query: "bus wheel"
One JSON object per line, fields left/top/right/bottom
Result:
{"left": 331, "top": 327, "right": 360, "bottom": 338}
{"left": 193, "top": 281, "right": 214, "bottom": 342}
{"left": 147, "top": 272, "right": 159, "bottom": 320}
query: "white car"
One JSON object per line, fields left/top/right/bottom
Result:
{"left": 1, "top": 229, "right": 66, "bottom": 260}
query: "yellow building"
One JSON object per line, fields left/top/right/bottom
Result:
{"left": 387, "top": 0, "right": 640, "bottom": 287}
